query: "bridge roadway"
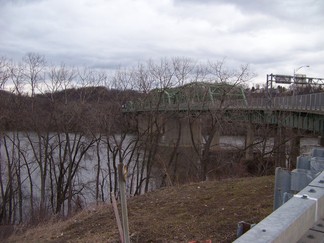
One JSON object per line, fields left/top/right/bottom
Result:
{"left": 125, "top": 92, "right": 324, "bottom": 136}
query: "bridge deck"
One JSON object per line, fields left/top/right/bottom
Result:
{"left": 123, "top": 93, "right": 324, "bottom": 134}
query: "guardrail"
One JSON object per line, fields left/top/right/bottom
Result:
{"left": 234, "top": 170, "right": 324, "bottom": 242}
{"left": 235, "top": 147, "right": 324, "bottom": 242}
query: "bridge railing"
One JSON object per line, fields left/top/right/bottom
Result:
{"left": 270, "top": 93, "right": 324, "bottom": 112}
{"left": 123, "top": 92, "right": 324, "bottom": 113}
{"left": 246, "top": 97, "right": 269, "bottom": 109}
{"left": 241, "top": 93, "right": 324, "bottom": 112}
{"left": 180, "top": 93, "right": 324, "bottom": 112}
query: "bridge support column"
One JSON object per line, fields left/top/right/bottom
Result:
{"left": 161, "top": 118, "right": 179, "bottom": 145}
{"left": 318, "top": 136, "right": 324, "bottom": 147}
{"left": 273, "top": 126, "right": 287, "bottom": 168}
{"left": 137, "top": 114, "right": 162, "bottom": 135}
{"left": 245, "top": 123, "right": 254, "bottom": 160}
{"left": 181, "top": 118, "right": 202, "bottom": 147}
{"left": 210, "top": 128, "right": 221, "bottom": 150}
{"left": 289, "top": 132, "right": 301, "bottom": 169}
{"left": 162, "top": 117, "right": 202, "bottom": 147}
{"left": 137, "top": 115, "right": 148, "bottom": 134}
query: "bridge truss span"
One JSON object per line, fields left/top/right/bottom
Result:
{"left": 123, "top": 90, "right": 324, "bottom": 134}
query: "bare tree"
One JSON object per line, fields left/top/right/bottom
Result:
{"left": 0, "top": 133, "right": 15, "bottom": 224}
{"left": 132, "top": 63, "right": 153, "bottom": 94}
{"left": 0, "top": 57, "right": 10, "bottom": 90}
{"left": 76, "top": 67, "right": 107, "bottom": 103}
{"left": 172, "top": 57, "right": 196, "bottom": 86}
{"left": 45, "top": 64, "right": 75, "bottom": 103}
{"left": 185, "top": 60, "right": 254, "bottom": 180}
{"left": 8, "top": 61, "right": 25, "bottom": 95}
{"left": 111, "top": 67, "right": 135, "bottom": 91}
{"left": 22, "top": 53, "right": 46, "bottom": 98}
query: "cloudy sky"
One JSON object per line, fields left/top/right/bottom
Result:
{"left": 1, "top": 0, "right": 324, "bottom": 85}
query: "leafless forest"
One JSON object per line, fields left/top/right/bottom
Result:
{"left": 0, "top": 53, "right": 294, "bottom": 226}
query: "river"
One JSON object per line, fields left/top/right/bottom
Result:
{"left": 0, "top": 131, "right": 320, "bottom": 222}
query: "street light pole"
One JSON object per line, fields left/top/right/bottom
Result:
{"left": 293, "top": 65, "right": 310, "bottom": 95}
{"left": 293, "top": 65, "right": 310, "bottom": 79}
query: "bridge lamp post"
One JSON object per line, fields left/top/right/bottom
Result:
{"left": 293, "top": 65, "right": 310, "bottom": 95}
{"left": 294, "top": 65, "right": 310, "bottom": 77}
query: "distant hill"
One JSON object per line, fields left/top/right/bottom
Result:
{"left": 37, "top": 86, "right": 141, "bottom": 104}
{"left": 0, "top": 86, "right": 141, "bottom": 132}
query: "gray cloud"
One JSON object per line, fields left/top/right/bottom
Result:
{"left": 0, "top": 0, "right": 323, "bottom": 84}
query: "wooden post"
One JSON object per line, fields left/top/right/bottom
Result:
{"left": 111, "top": 192, "right": 124, "bottom": 243}
{"left": 118, "top": 163, "right": 130, "bottom": 243}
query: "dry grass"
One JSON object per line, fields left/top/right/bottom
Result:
{"left": 7, "top": 176, "right": 274, "bottom": 243}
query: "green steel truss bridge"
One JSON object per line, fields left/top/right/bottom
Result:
{"left": 123, "top": 82, "right": 324, "bottom": 135}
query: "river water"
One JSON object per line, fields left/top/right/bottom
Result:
{"left": 0, "top": 132, "right": 320, "bottom": 221}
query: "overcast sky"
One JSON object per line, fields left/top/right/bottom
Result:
{"left": 1, "top": 0, "right": 323, "bottom": 85}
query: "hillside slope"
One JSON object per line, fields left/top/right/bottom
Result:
{"left": 7, "top": 176, "right": 274, "bottom": 243}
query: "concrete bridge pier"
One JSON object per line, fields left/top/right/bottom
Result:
{"left": 288, "top": 132, "right": 301, "bottom": 169}
{"left": 161, "top": 116, "right": 202, "bottom": 148}
{"left": 319, "top": 135, "right": 324, "bottom": 147}
{"left": 273, "top": 126, "right": 287, "bottom": 168}
{"left": 137, "top": 114, "right": 163, "bottom": 135}
{"left": 245, "top": 123, "right": 254, "bottom": 160}
{"left": 161, "top": 118, "right": 180, "bottom": 145}
{"left": 209, "top": 126, "right": 221, "bottom": 151}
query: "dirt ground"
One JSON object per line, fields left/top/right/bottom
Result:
{"left": 6, "top": 176, "right": 274, "bottom": 243}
